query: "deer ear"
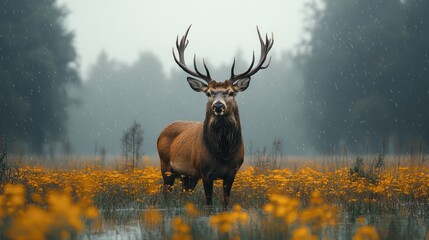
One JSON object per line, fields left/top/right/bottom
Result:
{"left": 187, "top": 77, "right": 208, "bottom": 92}
{"left": 233, "top": 77, "right": 251, "bottom": 92}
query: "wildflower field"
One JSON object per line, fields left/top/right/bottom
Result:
{"left": 0, "top": 155, "right": 428, "bottom": 239}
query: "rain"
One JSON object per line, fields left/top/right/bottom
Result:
{"left": 1, "top": 0, "right": 428, "bottom": 157}
{"left": 1, "top": 1, "right": 429, "bottom": 239}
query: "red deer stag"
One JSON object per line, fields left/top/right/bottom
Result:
{"left": 157, "top": 26, "right": 273, "bottom": 207}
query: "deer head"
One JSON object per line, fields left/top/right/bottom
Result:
{"left": 173, "top": 25, "right": 274, "bottom": 117}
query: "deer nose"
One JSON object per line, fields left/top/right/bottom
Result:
{"left": 213, "top": 101, "right": 225, "bottom": 113}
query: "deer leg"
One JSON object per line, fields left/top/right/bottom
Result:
{"left": 222, "top": 175, "right": 236, "bottom": 209}
{"left": 161, "top": 163, "right": 176, "bottom": 192}
{"left": 181, "top": 176, "right": 199, "bottom": 192}
{"left": 162, "top": 172, "right": 176, "bottom": 192}
{"left": 202, "top": 178, "right": 214, "bottom": 206}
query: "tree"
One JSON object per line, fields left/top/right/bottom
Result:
{"left": 68, "top": 51, "right": 169, "bottom": 156}
{"left": 0, "top": 0, "right": 80, "bottom": 154}
{"left": 121, "top": 121, "right": 144, "bottom": 171}
{"left": 299, "top": 0, "right": 429, "bottom": 153}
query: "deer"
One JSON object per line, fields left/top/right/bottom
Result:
{"left": 157, "top": 26, "right": 273, "bottom": 208}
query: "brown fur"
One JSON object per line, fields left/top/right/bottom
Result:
{"left": 160, "top": 26, "right": 272, "bottom": 207}
{"left": 157, "top": 87, "right": 244, "bottom": 207}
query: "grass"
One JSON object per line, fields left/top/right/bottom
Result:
{"left": 0, "top": 154, "right": 428, "bottom": 239}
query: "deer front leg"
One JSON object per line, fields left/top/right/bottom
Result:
{"left": 202, "top": 178, "right": 214, "bottom": 206}
{"left": 222, "top": 175, "right": 236, "bottom": 209}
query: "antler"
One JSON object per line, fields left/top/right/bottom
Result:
{"left": 228, "top": 27, "right": 274, "bottom": 84}
{"left": 173, "top": 25, "right": 213, "bottom": 84}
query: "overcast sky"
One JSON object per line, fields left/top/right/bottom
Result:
{"left": 57, "top": 0, "right": 306, "bottom": 78}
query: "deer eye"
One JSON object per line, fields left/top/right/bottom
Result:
{"left": 229, "top": 91, "right": 235, "bottom": 97}
{"left": 206, "top": 92, "right": 211, "bottom": 97}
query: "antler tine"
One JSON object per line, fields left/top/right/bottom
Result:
{"left": 230, "top": 58, "right": 236, "bottom": 78}
{"left": 202, "top": 58, "right": 212, "bottom": 80}
{"left": 192, "top": 55, "right": 212, "bottom": 81}
{"left": 172, "top": 25, "right": 213, "bottom": 83}
{"left": 229, "top": 26, "right": 274, "bottom": 83}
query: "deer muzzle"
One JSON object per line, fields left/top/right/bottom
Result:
{"left": 212, "top": 101, "right": 226, "bottom": 116}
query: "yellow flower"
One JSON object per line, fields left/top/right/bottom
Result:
{"left": 141, "top": 208, "right": 162, "bottom": 229}
{"left": 7, "top": 206, "right": 52, "bottom": 240}
{"left": 4, "top": 184, "right": 25, "bottom": 214}
{"left": 310, "top": 190, "right": 323, "bottom": 205}
{"left": 284, "top": 210, "right": 298, "bottom": 224}
{"left": 84, "top": 206, "right": 99, "bottom": 219}
{"left": 353, "top": 226, "right": 379, "bottom": 240}
{"left": 185, "top": 203, "right": 199, "bottom": 217}
{"left": 210, "top": 215, "right": 221, "bottom": 225}
{"left": 219, "top": 222, "right": 232, "bottom": 233}
{"left": 291, "top": 226, "right": 317, "bottom": 240}
{"left": 47, "top": 192, "right": 84, "bottom": 232}
{"left": 171, "top": 233, "right": 192, "bottom": 240}
{"left": 4, "top": 184, "right": 25, "bottom": 196}
{"left": 274, "top": 206, "right": 288, "bottom": 218}
{"left": 232, "top": 204, "right": 242, "bottom": 212}
{"left": 31, "top": 193, "right": 43, "bottom": 204}
{"left": 172, "top": 217, "right": 192, "bottom": 240}
{"left": 357, "top": 216, "right": 365, "bottom": 225}
{"left": 263, "top": 203, "right": 274, "bottom": 214}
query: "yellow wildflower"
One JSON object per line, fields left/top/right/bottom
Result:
{"left": 141, "top": 208, "right": 162, "bottom": 229}
{"left": 353, "top": 226, "right": 379, "bottom": 240}
{"left": 219, "top": 222, "right": 232, "bottom": 233}
{"left": 291, "top": 226, "right": 317, "bottom": 240}
{"left": 172, "top": 217, "right": 192, "bottom": 240}
{"left": 84, "top": 206, "right": 99, "bottom": 219}
{"left": 263, "top": 203, "right": 274, "bottom": 214}
{"left": 184, "top": 203, "right": 199, "bottom": 217}
{"left": 7, "top": 206, "right": 52, "bottom": 240}
{"left": 4, "top": 184, "right": 25, "bottom": 214}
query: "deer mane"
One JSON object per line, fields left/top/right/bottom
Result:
{"left": 203, "top": 104, "right": 242, "bottom": 160}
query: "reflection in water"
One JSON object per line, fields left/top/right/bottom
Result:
{"left": 85, "top": 208, "right": 428, "bottom": 240}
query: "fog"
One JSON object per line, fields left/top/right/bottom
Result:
{"left": 61, "top": 0, "right": 309, "bottom": 156}
{"left": 2, "top": 0, "right": 428, "bottom": 157}
{"left": 57, "top": 0, "right": 306, "bottom": 78}
{"left": 67, "top": 50, "right": 307, "bottom": 156}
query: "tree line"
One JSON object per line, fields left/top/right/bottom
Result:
{"left": 1, "top": 0, "right": 428, "bottom": 156}
{"left": 298, "top": 0, "right": 429, "bottom": 153}
{"left": 67, "top": 50, "right": 304, "bottom": 156}
{"left": 0, "top": 0, "right": 79, "bottom": 154}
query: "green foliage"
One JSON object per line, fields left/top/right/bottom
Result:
{"left": 0, "top": 0, "right": 80, "bottom": 153}
{"left": 349, "top": 154, "right": 384, "bottom": 184}
{"left": 350, "top": 156, "right": 365, "bottom": 178}
{"left": 300, "top": 0, "right": 429, "bottom": 152}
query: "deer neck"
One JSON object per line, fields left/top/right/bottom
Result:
{"left": 203, "top": 104, "right": 242, "bottom": 159}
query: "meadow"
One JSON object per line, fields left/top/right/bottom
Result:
{"left": 0, "top": 153, "right": 428, "bottom": 240}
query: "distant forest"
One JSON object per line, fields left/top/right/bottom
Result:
{"left": 1, "top": 0, "right": 428, "bottom": 156}
{"left": 299, "top": 0, "right": 429, "bottom": 153}
{"left": 67, "top": 51, "right": 305, "bottom": 156}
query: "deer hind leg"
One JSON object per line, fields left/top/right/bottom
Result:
{"left": 162, "top": 173, "right": 176, "bottom": 192}
{"left": 181, "top": 176, "right": 199, "bottom": 192}
{"left": 161, "top": 162, "right": 177, "bottom": 192}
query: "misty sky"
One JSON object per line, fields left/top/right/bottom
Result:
{"left": 57, "top": 0, "right": 306, "bottom": 78}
